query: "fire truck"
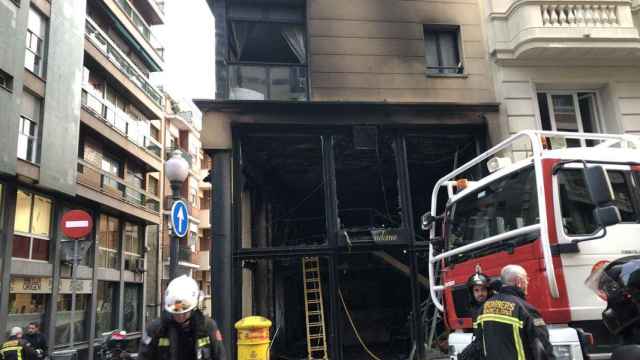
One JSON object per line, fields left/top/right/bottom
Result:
{"left": 422, "top": 130, "right": 640, "bottom": 359}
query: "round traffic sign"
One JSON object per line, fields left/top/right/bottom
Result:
{"left": 61, "top": 210, "right": 93, "bottom": 239}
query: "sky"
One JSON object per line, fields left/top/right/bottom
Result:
{"left": 153, "top": 0, "right": 216, "bottom": 103}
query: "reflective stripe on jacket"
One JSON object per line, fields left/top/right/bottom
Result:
{"left": 476, "top": 286, "right": 556, "bottom": 360}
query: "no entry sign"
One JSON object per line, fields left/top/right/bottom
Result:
{"left": 61, "top": 210, "right": 93, "bottom": 239}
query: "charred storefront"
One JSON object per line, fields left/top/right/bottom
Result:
{"left": 196, "top": 100, "right": 497, "bottom": 360}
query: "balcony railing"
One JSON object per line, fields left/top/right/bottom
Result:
{"left": 228, "top": 64, "right": 307, "bottom": 101}
{"left": 77, "top": 158, "right": 160, "bottom": 213}
{"left": 81, "top": 87, "right": 162, "bottom": 159}
{"left": 114, "top": 0, "right": 165, "bottom": 59}
{"left": 541, "top": 4, "right": 620, "bottom": 27}
{"left": 85, "top": 18, "right": 163, "bottom": 108}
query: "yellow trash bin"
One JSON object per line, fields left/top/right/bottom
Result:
{"left": 235, "top": 316, "right": 272, "bottom": 360}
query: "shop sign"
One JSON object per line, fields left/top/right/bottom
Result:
{"left": 9, "top": 277, "right": 92, "bottom": 294}
{"left": 10, "top": 277, "right": 52, "bottom": 294}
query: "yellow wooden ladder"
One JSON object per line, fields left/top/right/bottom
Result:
{"left": 302, "top": 257, "right": 329, "bottom": 360}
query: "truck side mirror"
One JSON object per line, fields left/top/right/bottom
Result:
{"left": 584, "top": 165, "right": 621, "bottom": 227}
{"left": 421, "top": 212, "right": 435, "bottom": 231}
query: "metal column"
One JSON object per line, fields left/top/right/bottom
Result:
{"left": 0, "top": 182, "right": 17, "bottom": 341}
{"left": 47, "top": 203, "right": 63, "bottom": 353}
{"left": 87, "top": 211, "right": 101, "bottom": 360}
{"left": 210, "top": 150, "right": 233, "bottom": 357}
{"left": 394, "top": 136, "right": 424, "bottom": 360}
{"left": 321, "top": 135, "right": 342, "bottom": 360}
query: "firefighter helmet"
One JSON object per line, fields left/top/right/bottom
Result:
{"left": 467, "top": 272, "right": 490, "bottom": 289}
{"left": 164, "top": 275, "right": 200, "bottom": 314}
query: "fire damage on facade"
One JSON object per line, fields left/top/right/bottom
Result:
{"left": 197, "top": 101, "right": 496, "bottom": 360}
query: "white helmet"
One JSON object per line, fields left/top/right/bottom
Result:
{"left": 164, "top": 275, "right": 200, "bottom": 314}
{"left": 9, "top": 327, "right": 22, "bottom": 337}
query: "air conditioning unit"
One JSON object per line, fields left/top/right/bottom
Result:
{"left": 134, "top": 258, "right": 146, "bottom": 273}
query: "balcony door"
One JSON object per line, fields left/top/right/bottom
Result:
{"left": 537, "top": 91, "right": 602, "bottom": 146}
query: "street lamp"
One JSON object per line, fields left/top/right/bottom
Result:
{"left": 165, "top": 150, "right": 189, "bottom": 280}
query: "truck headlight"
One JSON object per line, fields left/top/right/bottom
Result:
{"left": 553, "top": 345, "right": 573, "bottom": 360}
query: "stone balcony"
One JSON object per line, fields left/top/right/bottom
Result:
{"left": 488, "top": 0, "right": 640, "bottom": 59}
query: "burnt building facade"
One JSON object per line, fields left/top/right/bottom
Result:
{"left": 198, "top": 1, "right": 499, "bottom": 359}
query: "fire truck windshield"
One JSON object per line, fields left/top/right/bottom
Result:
{"left": 446, "top": 165, "right": 539, "bottom": 252}
{"left": 557, "top": 169, "right": 638, "bottom": 236}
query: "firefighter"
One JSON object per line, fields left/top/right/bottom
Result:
{"left": 24, "top": 322, "right": 46, "bottom": 359}
{"left": 138, "top": 275, "right": 226, "bottom": 360}
{"left": 476, "top": 264, "right": 556, "bottom": 360}
{"left": 457, "top": 270, "right": 491, "bottom": 360}
{"left": 0, "top": 327, "right": 38, "bottom": 360}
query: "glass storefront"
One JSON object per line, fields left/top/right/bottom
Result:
{"left": 55, "top": 293, "right": 90, "bottom": 346}
{"left": 123, "top": 284, "right": 141, "bottom": 333}
{"left": 95, "top": 281, "right": 118, "bottom": 336}
{"left": 7, "top": 277, "right": 50, "bottom": 336}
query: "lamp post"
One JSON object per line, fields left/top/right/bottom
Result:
{"left": 165, "top": 150, "right": 189, "bottom": 280}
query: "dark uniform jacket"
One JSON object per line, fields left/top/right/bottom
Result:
{"left": 23, "top": 333, "right": 46, "bottom": 358}
{"left": 457, "top": 303, "right": 485, "bottom": 360}
{"left": 0, "top": 339, "right": 38, "bottom": 360}
{"left": 138, "top": 309, "right": 226, "bottom": 360}
{"left": 476, "top": 286, "right": 555, "bottom": 360}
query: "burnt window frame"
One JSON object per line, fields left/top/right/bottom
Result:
{"left": 226, "top": 13, "right": 309, "bottom": 100}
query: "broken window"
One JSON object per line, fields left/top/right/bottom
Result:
{"left": 334, "top": 129, "right": 402, "bottom": 242}
{"left": 240, "top": 134, "right": 325, "bottom": 248}
{"left": 228, "top": 21, "right": 307, "bottom": 100}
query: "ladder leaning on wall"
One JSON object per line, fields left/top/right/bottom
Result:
{"left": 302, "top": 257, "right": 329, "bottom": 360}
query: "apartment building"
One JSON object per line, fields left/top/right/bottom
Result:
{"left": 483, "top": 0, "right": 640, "bottom": 139}
{"left": 0, "top": 0, "right": 166, "bottom": 358}
{"left": 197, "top": 0, "right": 499, "bottom": 359}
{"left": 162, "top": 94, "right": 208, "bottom": 289}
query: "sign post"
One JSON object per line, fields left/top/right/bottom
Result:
{"left": 60, "top": 210, "right": 93, "bottom": 348}
{"left": 170, "top": 200, "right": 189, "bottom": 280}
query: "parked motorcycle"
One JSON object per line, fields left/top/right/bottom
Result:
{"left": 97, "top": 330, "right": 133, "bottom": 360}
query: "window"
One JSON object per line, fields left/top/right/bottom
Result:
{"left": 124, "top": 223, "right": 142, "bottom": 272}
{"left": 123, "top": 284, "right": 142, "bottom": 332}
{"left": 447, "top": 166, "right": 539, "bottom": 249}
{"left": 125, "top": 167, "right": 144, "bottom": 205}
{"left": 200, "top": 229, "right": 210, "bottom": 251}
{"left": 55, "top": 294, "right": 90, "bottom": 345}
{"left": 201, "top": 154, "right": 212, "bottom": 170}
{"left": 537, "top": 92, "right": 601, "bottom": 146}
{"left": 101, "top": 155, "right": 121, "bottom": 191}
{"left": 148, "top": 176, "right": 159, "bottom": 196}
{"left": 8, "top": 291, "right": 48, "bottom": 335}
{"left": 98, "top": 215, "right": 120, "bottom": 269}
{"left": 424, "top": 26, "right": 462, "bottom": 75}
{"left": 0, "top": 69, "right": 13, "bottom": 92}
{"left": 25, "top": 7, "right": 47, "bottom": 77}
{"left": 13, "top": 190, "right": 52, "bottom": 261}
{"left": 228, "top": 20, "right": 307, "bottom": 100}
{"left": 201, "top": 190, "right": 211, "bottom": 210}
{"left": 558, "top": 169, "right": 637, "bottom": 236}
{"left": 96, "top": 281, "right": 118, "bottom": 336}
{"left": 18, "top": 92, "right": 42, "bottom": 164}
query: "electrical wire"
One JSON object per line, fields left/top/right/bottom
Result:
{"left": 337, "top": 288, "right": 384, "bottom": 360}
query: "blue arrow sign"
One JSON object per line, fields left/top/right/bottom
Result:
{"left": 171, "top": 200, "right": 189, "bottom": 238}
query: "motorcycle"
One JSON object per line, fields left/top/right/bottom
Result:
{"left": 96, "top": 330, "right": 133, "bottom": 360}
{"left": 585, "top": 255, "right": 640, "bottom": 359}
